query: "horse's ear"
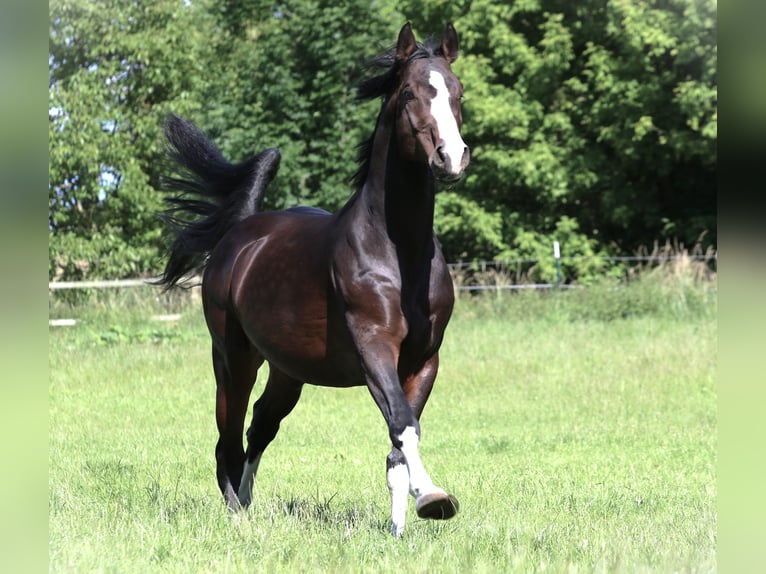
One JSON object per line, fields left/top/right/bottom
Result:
{"left": 440, "top": 23, "right": 459, "bottom": 63}
{"left": 396, "top": 22, "right": 417, "bottom": 62}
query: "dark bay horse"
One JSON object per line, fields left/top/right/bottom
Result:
{"left": 158, "top": 23, "right": 469, "bottom": 537}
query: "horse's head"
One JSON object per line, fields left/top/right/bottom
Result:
{"left": 391, "top": 23, "right": 469, "bottom": 183}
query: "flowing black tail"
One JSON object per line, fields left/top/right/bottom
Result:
{"left": 156, "top": 114, "right": 281, "bottom": 288}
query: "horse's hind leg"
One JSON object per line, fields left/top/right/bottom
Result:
{"left": 237, "top": 366, "right": 303, "bottom": 507}
{"left": 212, "top": 340, "right": 262, "bottom": 511}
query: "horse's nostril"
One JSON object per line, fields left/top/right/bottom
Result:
{"left": 436, "top": 146, "right": 446, "bottom": 163}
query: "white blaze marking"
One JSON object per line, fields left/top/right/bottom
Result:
{"left": 238, "top": 453, "right": 262, "bottom": 507}
{"left": 428, "top": 70, "right": 466, "bottom": 174}
{"left": 387, "top": 463, "right": 409, "bottom": 537}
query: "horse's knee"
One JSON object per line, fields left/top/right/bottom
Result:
{"left": 386, "top": 447, "right": 409, "bottom": 490}
{"left": 388, "top": 417, "right": 420, "bottom": 450}
{"left": 386, "top": 448, "right": 406, "bottom": 470}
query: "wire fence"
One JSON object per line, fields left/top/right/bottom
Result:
{"left": 448, "top": 250, "right": 716, "bottom": 292}
{"left": 49, "top": 251, "right": 718, "bottom": 294}
{"left": 446, "top": 253, "right": 716, "bottom": 269}
{"left": 48, "top": 278, "right": 150, "bottom": 290}
{"left": 48, "top": 251, "right": 718, "bottom": 327}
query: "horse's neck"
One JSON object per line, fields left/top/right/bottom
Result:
{"left": 358, "top": 123, "right": 436, "bottom": 269}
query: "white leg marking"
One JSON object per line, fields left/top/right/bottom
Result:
{"left": 387, "top": 463, "right": 409, "bottom": 537}
{"left": 397, "top": 426, "right": 446, "bottom": 499}
{"left": 429, "top": 70, "right": 466, "bottom": 175}
{"left": 238, "top": 453, "right": 262, "bottom": 507}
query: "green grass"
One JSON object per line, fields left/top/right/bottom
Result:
{"left": 49, "top": 281, "right": 716, "bottom": 572}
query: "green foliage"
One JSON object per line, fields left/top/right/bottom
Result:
{"left": 49, "top": 0, "right": 218, "bottom": 279}
{"left": 200, "top": 0, "right": 402, "bottom": 211}
{"left": 434, "top": 191, "right": 506, "bottom": 260}
{"left": 49, "top": 0, "right": 717, "bottom": 281}
{"left": 426, "top": 0, "right": 716, "bottom": 261}
{"left": 49, "top": 229, "right": 161, "bottom": 280}
{"left": 501, "top": 215, "right": 613, "bottom": 283}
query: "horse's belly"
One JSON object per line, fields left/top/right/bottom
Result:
{"left": 260, "top": 341, "right": 365, "bottom": 388}
{"left": 238, "top": 302, "right": 365, "bottom": 387}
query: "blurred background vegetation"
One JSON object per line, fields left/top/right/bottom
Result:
{"left": 49, "top": 0, "right": 716, "bottom": 284}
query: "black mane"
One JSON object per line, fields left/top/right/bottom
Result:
{"left": 356, "top": 37, "right": 441, "bottom": 101}
{"left": 352, "top": 37, "right": 442, "bottom": 188}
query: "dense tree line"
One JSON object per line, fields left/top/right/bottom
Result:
{"left": 49, "top": 0, "right": 716, "bottom": 282}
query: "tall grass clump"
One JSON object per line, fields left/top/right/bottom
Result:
{"left": 49, "top": 282, "right": 201, "bottom": 323}
{"left": 48, "top": 283, "right": 208, "bottom": 350}
{"left": 452, "top": 241, "right": 716, "bottom": 323}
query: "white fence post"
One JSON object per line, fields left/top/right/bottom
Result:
{"left": 553, "top": 241, "right": 561, "bottom": 288}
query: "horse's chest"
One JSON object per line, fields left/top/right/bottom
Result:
{"left": 400, "top": 300, "right": 447, "bottom": 357}
{"left": 403, "top": 317, "right": 432, "bottom": 354}
{"left": 399, "top": 268, "right": 453, "bottom": 356}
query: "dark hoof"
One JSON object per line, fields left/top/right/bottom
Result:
{"left": 416, "top": 492, "right": 460, "bottom": 520}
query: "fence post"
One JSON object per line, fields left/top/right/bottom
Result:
{"left": 553, "top": 241, "right": 562, "bottom": 289}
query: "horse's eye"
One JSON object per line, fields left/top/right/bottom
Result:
{"left": 401, "top": 89, "right": 415, "bottom": 103}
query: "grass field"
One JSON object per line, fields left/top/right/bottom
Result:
{"left": 49, "top": 278, "right": 717, "bottom": 572}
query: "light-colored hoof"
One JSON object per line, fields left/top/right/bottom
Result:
{"left": 415, "top": 492, "right": 460, "bottom": 520}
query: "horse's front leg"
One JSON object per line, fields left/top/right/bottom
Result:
{"left": 352, "top": 330, "right": 458, "bottom": 536}
{"left": 385, "top": 353, "right": 458, "bottom": 536}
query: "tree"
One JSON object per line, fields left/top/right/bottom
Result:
{"left": 49, "top": 1, "right": 717, "bottom": 283}
{"left": 199, "top": 0, "right": 403, "bottom": 211}
{"left": 49, "top": 0, "right": 405, "bottom": 279}
{"left": 49, "top": 0, "right": 218, "bottom": 279}
{"left": 402, "top": 0, "right": 717, "bottom": 279}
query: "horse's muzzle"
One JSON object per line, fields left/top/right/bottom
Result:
{"left": 431, "top": 144, "right": 470, "bottom": 183}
